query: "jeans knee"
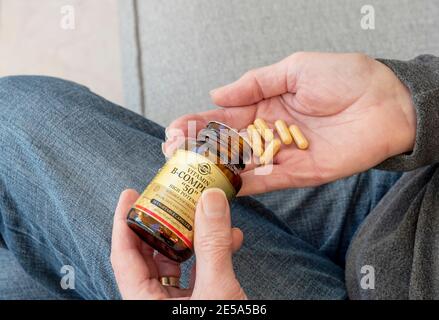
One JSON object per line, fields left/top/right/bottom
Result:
{"left": 0, "top": 76, "right": 91, "bottom": 136}
{"left": 0, "top": 75, "right": 89, "bottom": 111}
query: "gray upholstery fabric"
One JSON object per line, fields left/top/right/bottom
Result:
{"left": 118, "top": 0, "right": 439, "bottom": 126}
{"left": 118, "top": 0, "right": 144, "bottom": 115}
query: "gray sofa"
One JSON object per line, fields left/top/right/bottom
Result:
{"left": 118, "top": 0, "right": 439, "bottom": 126}
{"left": 1, "top": 0, "right": 439, "bottom": 299}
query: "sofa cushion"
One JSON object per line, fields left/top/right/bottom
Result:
{"left": 119, "top": 0, "right": 439, "bottom": 125}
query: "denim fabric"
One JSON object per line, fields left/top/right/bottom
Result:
{"left": 0, "top": 76, "right": 401, "bottom": 300}
{"left": 0, "top": 248, "right": 60, "bottom": 300}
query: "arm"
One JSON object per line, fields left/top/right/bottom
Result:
{"left": 377, "top": 55, "right": 439, "bottom": 170}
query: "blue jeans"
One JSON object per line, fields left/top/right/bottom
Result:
{"left": 0, "top": 76, "right": 402, "bottom": 299}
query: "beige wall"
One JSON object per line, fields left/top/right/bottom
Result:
{"left": 0, "top": 0, "right": 124, "bottom": 105}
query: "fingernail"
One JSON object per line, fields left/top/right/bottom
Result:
{"left": 209, "top": 88, "right": 219, "bottom": 96}
{"left": 165, "top": 127, "right": 173, "bottom": 139}
{"left": 161, "top": 142, "right": 170, "bottom": 159}
{"left": 201, "top": 188, "right": 227, "bottom": 217}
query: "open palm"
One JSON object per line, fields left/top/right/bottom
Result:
{"left": 167, "top": 52, "right": 416, "bottom": 195}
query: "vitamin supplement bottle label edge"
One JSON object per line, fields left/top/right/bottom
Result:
{"left": 133, "top": 149, "right": 236, "bottom": 249}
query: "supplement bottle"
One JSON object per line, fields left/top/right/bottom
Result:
{"left": 127, "top": 121, "right": 252, "bottom": 262}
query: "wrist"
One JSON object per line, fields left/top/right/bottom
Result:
{"left": 377, "top": 59, "right": 417, "bottom": 159}
{"left": 393, "top": 82, "right": 417, "bottom": 156}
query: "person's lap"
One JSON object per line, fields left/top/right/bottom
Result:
{"left": 0, "top": 76, "right": 401, "bottom": 299}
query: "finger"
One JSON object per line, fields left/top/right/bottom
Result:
{"left": 231, "top": 227, "right": 244, "bottom": 253}
{"left": 167, "top": 107, "right": 256, "bottom": 137}
{"left": 113, "top": 190, "right": 155, "bottom": 261}
{"left": 154, "top": 253, "right": 181, "bottom": 279}
{"left": 112, "top": 189, "right": 142, "bottom": 251}
{"left": 166, "top": 287, "right": 193, "bottom": 298}
{"left": 237, "top": 165, "right": 294, "bottom": 196}
{"left": 163, "top": 106, "right": 256, "bottom": 155}
{"left": 188, "top": 229, "right": 242, "bottom": 291}
{"left": 111, "top": 189, "right": 157, "bottom": 298}
{"left": 210, "top": 59, "right": 291, "bottom": 107}
{"left": 140, "top": 242, "right": 160, "bottom": 278}
{"left": 192, "top": 188, "right": 236, "bottom": 288}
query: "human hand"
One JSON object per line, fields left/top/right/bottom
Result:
{"left": 165, "top": 52, "right": 416, "bottom": 195}
{"left": 111, "top": 188, "right": 246, "bottom": 300}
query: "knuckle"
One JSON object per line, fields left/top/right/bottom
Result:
{"left": 289, "top": 51, "right": 306, "bottom": 62}
{"left": 241, "top": 69, "right": 258, "bottom": 83}
{"left": 243, "top": 69, "right": 257, "bottom": 78}
{"left": 195, "top": 230, "right": 233, "bottom": 254}
{"left": 242, "top": 69, "right": 265, "bottom": 100}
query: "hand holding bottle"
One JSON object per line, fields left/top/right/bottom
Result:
{"left": 111, "top": 188, "right": 246, "bottom": 300}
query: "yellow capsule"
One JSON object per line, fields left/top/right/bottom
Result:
{"left": 254, "top": 118, "right": 274, "bottom": 142}
{"left": 289, "top": 125, "right": 309, "bottom": 150}
{"left": 250, "top": 125, "right": 264, "bottom": 157}
{"left": 260, "top": 139, "right": 281, "bottom": 165}
{"left": 246, "top": 124, "right": 256, "bottom": 145}
{"left": 274, "top": 120, "right": 293, "bottom": 145}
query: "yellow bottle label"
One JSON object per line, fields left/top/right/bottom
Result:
{"left": 133, "top": 149, "right": 236, "bottom": 249}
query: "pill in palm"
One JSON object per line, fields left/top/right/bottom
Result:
{"left": 250, "top": 125, "right": 264, "bottom": 157}
{"left": 260, "top": 138, "right": 281, "bottom": 165}
{"left": 254, "top": 118, "right": 274, "bottom": 142}
{"left": 274, "top": 120, "right": 293, "bottom": 145}
{"left": 289, "top": 125, "right": 309, "bottom": 150}
{"left": 246, "top": 124, "right": 256, "bottom": 144}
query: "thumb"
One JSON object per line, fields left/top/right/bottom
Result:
{"left": 193, "top": 188, "right": 238, "bottom": 292}
{"left": 210, "top": 58, "right": 290, "bottom": 107}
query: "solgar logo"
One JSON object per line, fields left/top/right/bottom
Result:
{"left": 198, "top": 163, "right": 211, "bottom": 175}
